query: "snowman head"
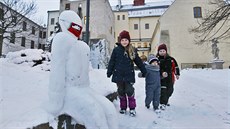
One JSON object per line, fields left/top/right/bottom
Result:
{"left": 59, "top": 10, "right": 82, "bottom": 38}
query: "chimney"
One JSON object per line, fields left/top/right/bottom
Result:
{"left": 133, "top": 0, "right": 145, "bottom": 6}
{"left": 118, "top": 0, "right": 122, "bottom": 10}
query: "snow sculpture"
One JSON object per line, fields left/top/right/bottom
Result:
{"left": 46, "top": 10, "right": 118, "bottom": 129}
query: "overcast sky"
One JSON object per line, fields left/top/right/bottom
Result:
{"left": 29, "top": 0, "right": 167, "bottom": 25}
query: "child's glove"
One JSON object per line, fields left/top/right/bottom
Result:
{"left": 162, "top": 72, "right": 168, "bottom": 78}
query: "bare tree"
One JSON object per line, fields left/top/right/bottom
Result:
{"left": 0, "top": 0, "right": 37, "bottom": 56}
{"left": 190, "top": 0, "right": 230, "bottom": 45}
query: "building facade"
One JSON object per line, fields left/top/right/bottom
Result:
{"left": 0, "top": 2, "right": 47, "bottom": 56}
{"left": 112, "top": 0, "right": 172, "bottom": 59}
{"left": 151, "top": 0, "right": 230, "bottom": 69}
{"left": 57, "top": 0, "right": 115, "bottom": 52}
{"left": 47, "top": 10, "right": 60, "bottom": 38}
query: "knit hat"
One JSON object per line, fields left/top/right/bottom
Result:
{"left": 148, "top": 55, "right": 159, "bottom": 64}
{"left": 158, "top": 44, "right": 167, "bottom": 52}
{"left": 119, "top": 30, "right": 130, "bottom": 42}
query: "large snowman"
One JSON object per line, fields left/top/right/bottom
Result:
{"left": 47, "top": 10, "right": 118, "bottom": 129}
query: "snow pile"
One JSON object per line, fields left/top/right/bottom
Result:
{"left": 6, "top": 49, "right": 51, "bottom": 71}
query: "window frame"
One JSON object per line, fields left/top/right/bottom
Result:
{"left": 117, "top": 15, "right": 120, "bottom": 20}
{"left": 51, "top": 18, "right": 55, "bottom": 25}
{"left": 193, "top": 7, "right": 202, "bottom": 18}
{"left": 31, "top": 40, "right": 35, "bottom": 49}
{"left": 65, "top": 3, "right": 70, "bottom": 10}
{"left": 122, "top": 15, "right": 125, "bottom": 20}
{"left": 10, "top": 32, "right": 15, "bottom": 43}
{"left": 32, "top": 26, "right": 35, "bottom": 35}
{"left": 22, "top": 21, "right": 27, "bottom": 31}
{"left": 21, "top": 37, "right": 26, "bottom": 47}
{"left": 134, "top": 24, "right": 138, "bottom": 30}
{"left": 145, "top": 23, "right": 149, "bottom": 29}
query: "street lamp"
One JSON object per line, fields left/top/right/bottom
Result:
{"left": 85, "top": 0, "right": 90, "bottom": 44}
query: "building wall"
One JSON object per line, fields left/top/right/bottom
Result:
{"left": 1, "top": 3, "right": 46, "bottom": 55}
{"left": 47, "top": 10, "right": 60, "bottom": 38}
{"left": 151, "top": 0, "right": 230, "bottom": 69}
{"left": 59, "top": 0, "right": 115, "bottom": 53}
{"left": 114, "top": 11, "right": 161, "bottom": 57}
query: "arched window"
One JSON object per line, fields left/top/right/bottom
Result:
{"left": 193, "top": 7, "right": 202, "bottom": 18}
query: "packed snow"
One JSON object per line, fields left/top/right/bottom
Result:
{"left": 0, "top": 49, "right": 230, "bottom": 129}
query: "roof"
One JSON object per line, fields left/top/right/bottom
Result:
{"left": 112, "top": 1, "right": 173, "bottom": 17}
{"left": 112, "top": 1, "right": 173, "bottom": 12}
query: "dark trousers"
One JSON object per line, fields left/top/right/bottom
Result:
{"left": 116, "top": 82, "right": 136, "bottom": 110}
{"left": 160, "top": 83, "right": 174, "bottom": 105}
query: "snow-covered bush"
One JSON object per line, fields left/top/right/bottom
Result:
{"left": 6, "top": 49, "right": 51, "bottom": 71}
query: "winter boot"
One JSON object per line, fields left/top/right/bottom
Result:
{"left": 129, "top": 109, "right": 136, "bottom": 117}
{"left": 154, "top": 106, "right": 161, "bottom": 114}
{"left": 160, "top": 104, "right": 166, "bottom": 110}
{"left": 145, "top": 105, "right": 150, "bottom": 109}
{"left": 119, "top": 109, "right": 126, "bottom": 114}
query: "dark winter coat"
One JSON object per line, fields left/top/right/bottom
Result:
{"left": 156, "top": 54, "right": 180, "bottom": 87}
{"left": 107, "top": 43, "right": 146, "bottom": 83}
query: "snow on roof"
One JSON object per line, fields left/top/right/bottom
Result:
{"left": 112, "top": 1, "right": 174, "bottom": 17}
{"left": 112, "top": 1, "right": 173, "bottom": 11}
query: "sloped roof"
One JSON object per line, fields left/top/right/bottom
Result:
{"left": 112, "top": 1, "right": 173, "bottom": 12}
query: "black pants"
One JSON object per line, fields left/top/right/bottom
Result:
{"left": 116, "top": 82, "right": 134, "bottom": 97}
{"left": 160, "top": 83, "right": 174, "bottom": 105}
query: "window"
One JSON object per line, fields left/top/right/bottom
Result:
{"left": 32, "top": 26, "right": 35, "bottom": 34}
{"left": 193, "top": 7, "right": 202, "bottom": 18}
{"left": 51, "top": 18, "right": 55, "bottom": 25}
{"left": 39, "top": 31, "right": 42, "bottom": 38}
{"left": 110, "top": 27, "right": 112, "bottom": 34}
{"left": 122, "top": 15, "right": 125, "bottom": 20}
{"left": 31, "top": 40, "right": 35, "bottom": 49}
{"left": 43, "top": 32, "right": 46, "bottom": 39}
{"left": 38, "top": 43, "right": 42, "bottom": 49}
{"left": 145, "top": 23, "right": 149, "bottom": 29}
{"left": 10, "top": 33, "right": 15, "bottom": 43}
{"left": 21, "top": 37, "right": 26, "bottom": 47}
{"left": 117, "top": 15, "right": 120, "bottom": 20}
{"left": 65, "top": 3, "right": 70, "bottom": 10}
{"left": 22, "top": 21, "right": 27, "bottom": 31}
{"left": 0, "top": 8, "right": 3, "bottom": 20}
{"left": 134, "top": 24, "right": 138, "bottom": 30}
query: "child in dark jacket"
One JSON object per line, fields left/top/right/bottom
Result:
{"left": 156, "top": 43, "right": 180, "bottom": 110}
{"left": 107, "top": 30, "right": 147, "bottom": 117}
{"left": 139, "top": 55, "right": 162, "bottom": 113}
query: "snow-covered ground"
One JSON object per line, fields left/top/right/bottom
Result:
{"left": 0, "top": 50, "right": 230, "bottom": 129}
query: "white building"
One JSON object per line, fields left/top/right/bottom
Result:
{"left": 0, "top": 2, "right": 47, "bottom": 56}
{"left": 47, "top": 10, "right": 60, "bottom": 38}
